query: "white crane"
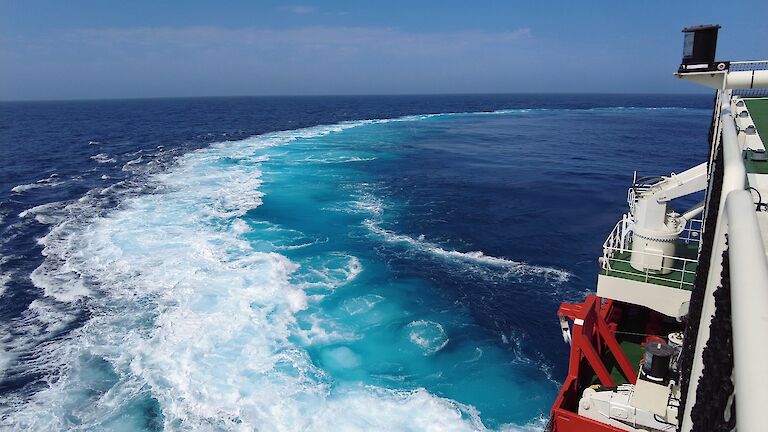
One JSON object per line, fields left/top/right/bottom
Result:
{"left": 629, "top": 162, "right": 707, "bottom": 273}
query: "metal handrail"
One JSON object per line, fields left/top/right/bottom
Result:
{"left": 601, "top": 249, "right": 698, "bottom": 290}
{"left": 601, "top": 213, "right": 634, "bottom": 268}
{"left": 725, "top": 190, "right": 768, "bottom": 431}
{"left": 601, "top": 213, "right": 701, "bottom": 290}
{"left": 683, "top": 97, "right": 760, "bottom": 432}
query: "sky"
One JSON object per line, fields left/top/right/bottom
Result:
{"left": 1, "top": 0, "right": 767, "bottom": 101}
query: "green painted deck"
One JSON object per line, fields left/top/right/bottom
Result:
{"left": 744, "top": 148, "right": 768, "bottom": 174}
{"left": 600, "top": 242, "right": 699, "bottom": 290}
{"left": 586, "top": 306, "right": 683, "bottom": 387}
{"left": 597, "top": 339, "right": 644, "bottom": 386}
{"left": 589, "top": 307, "right": 647, "bottom": 386}
{"left": 746, "top": 98, "right": 768, "bottom": 145}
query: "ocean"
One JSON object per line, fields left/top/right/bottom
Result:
{"left": 0, "top": 94, "right": 711, "bottom": 431}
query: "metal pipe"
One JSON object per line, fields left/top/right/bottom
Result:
{"left": 681, "top": 95, "right": 745, "bottom": 432}
{"left": 680, "top": 202, "right": 705, "bottom": 222}
{"left": 720, "top": 101, "right": 747, "bottom": 194}
{"left": 725, "top": 190, "right": 768, "bottom": 432}
{"left": 727, "top": 70, "right": 768, "bottom": 89}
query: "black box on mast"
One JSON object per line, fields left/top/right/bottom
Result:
{"left": 679, "top": 24, "right": 726, "bottom": 73}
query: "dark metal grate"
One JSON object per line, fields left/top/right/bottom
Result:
{"left": 729, "top": 61, "right": 768, "bottom": 72}
{"left": 733, "top": 88, "right": 768, "bottom": 98}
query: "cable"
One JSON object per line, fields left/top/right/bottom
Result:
{"left": 747, "top": 186, "right": 768, "bottom": 211}
{"left": 612, "top": 330, "right": 670, "bottom": 338}
{"left": 653, "top": 414, "right": 677, "bottom": 427}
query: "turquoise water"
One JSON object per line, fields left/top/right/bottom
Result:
{"left": 0, "top": 96, "right": 711, "bottom": 431}
{"left": 252, "top": 117, "right": 565, "bottom": 425}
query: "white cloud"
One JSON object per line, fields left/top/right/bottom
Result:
{"left": 286, "top": 5, "right": 316, "bottom": 14}
{"left": 64, "top": 25, "right": 533, "bottom": 53}
{"left": 1, "top": 25, "right": 538, "bottom": 99}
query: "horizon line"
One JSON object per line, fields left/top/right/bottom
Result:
{"left": 0, "top": 90, "right": 714, "bottom": 104}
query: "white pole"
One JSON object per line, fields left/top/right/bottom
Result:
{"left": 726, "top": 190, "right": 768, "bottom": 432}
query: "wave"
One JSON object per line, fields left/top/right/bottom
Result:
{"left": 0, "top": 103, "right": 706, "bottom": 432}
{"left": 361, "top": 106, "right": 701, "bottom": 120}
{"left": 290, "top": 253, "right": 362, "bottom": 291}
{"left": 342, "top": 294, "right": 385, "bottom": 316}
{"left": 0, "top": 257, "right": 10, "bottom": 297}
{"left": 364, "top": 218, "right": 570, "bottom": 283}
{"left": 3, "top": 120, "right": 550, "bottom": 431}
{"left": 407, "top": 320, "right": 450, "bottom": 356}
{"left": 500, "top": 417, "right": 549, "bottom": 432}
{"left": 345, "top": 183, "right": 571, "bottom": 283}
{"left": 296, "top": 156, "right": 377, "bottom": 164}
{"left": 90, "top": 153, "right": 117, "bottom": 164}
{"left": 10, "top": 174, "right": 64, "bottom": 194}
{"left": 121, "top": 156, "right": 144, "bottom": 171}
{"left": 18, "top": 201, "right": 66, "bottom": 222}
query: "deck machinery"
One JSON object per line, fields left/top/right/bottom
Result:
{"left": 547, "top": 25, "right": 768, "bottom": 432}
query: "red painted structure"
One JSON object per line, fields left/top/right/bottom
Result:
{"left": 547, "top": 295, "right": 637, "bottom": 432}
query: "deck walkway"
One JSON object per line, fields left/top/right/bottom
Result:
{"left": 600, "top": 242, "right": 699, "bottom": 290}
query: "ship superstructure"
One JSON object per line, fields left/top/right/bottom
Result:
{"left": 548, "top": 25, "right": 768, "bottom": 432}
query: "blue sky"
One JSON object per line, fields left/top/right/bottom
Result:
{"left": 1, "top": 0, "right": 767, "bottom": 100}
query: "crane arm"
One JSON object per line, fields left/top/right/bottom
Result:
{"left": 651, "top": 162, "right": 708, "bottom": 203}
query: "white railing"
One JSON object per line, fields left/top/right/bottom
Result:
{"left": 725, "top": 190, "right": 768, "bottom": 431}
{"left": 601, "top": 213, "right": 634, "bottom": 269}
{"left": 682, "top": 96, "right": 762, "bottom": 432}
{"left": 600, "top": 213, "right": 701, "bottom": 290}
{"left": 601, "top": 246, "right": 698, "bottom": 291}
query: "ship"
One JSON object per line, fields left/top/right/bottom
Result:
{"left": 546, "top": 25, "right": 768, "bottom": 432}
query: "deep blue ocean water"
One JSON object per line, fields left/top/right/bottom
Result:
{"left": 0, "top": 94, "right": 711, "bottom": 431}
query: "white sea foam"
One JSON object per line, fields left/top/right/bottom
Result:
{"left": 90, "top": 153, "right": 117, "bottom": 163}
{"left": 347, "top": 185, "right": 570, "bottom": 283}
{"left": 351, "top": 190, "right": 385, "bottom": 216}
{"left": 342, "top": 294, "right": 385, "bottom": 316}
{"left": 297, "top": 312, "right": 356, "bottom": 344}
{"left": 500, "top": 416, "right": 549, "bottom": 432}
{"left": 231, "top": 218, "right": 252, "bottom": 234}
{"left": 0, "top": 273, "right": 8, "bottom": 295}
{"left": 11, "top": 174, "right": 64, "bottom": 193}
{"left": 18, "top": 201, "right": 68, "bottom": 225}
{"left": 364, "top": 218, "right": 570, "bottom": 283}
{"left": 275, "top": 241, "right": 318, "bottom": 250}
{"left": 121, "top": 156, "right": 143, "bottom": 171}
{"left": 299, "top": 156, "right": 377, "bottom": 164}
{"left": 407, "top": 320, "right": 449, "bottom": 356}
{"left": 0, "top": 345, "right": 12, "bottom": 377}
{"left": 2, "top": 122, "right": 534, "bottom": 431}
{"left": 291, "top": 253, "right": 363, "bottom": 290}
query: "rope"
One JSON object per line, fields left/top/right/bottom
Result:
{"left": 612, "top": 330, "right": 668, "bottom": 338}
